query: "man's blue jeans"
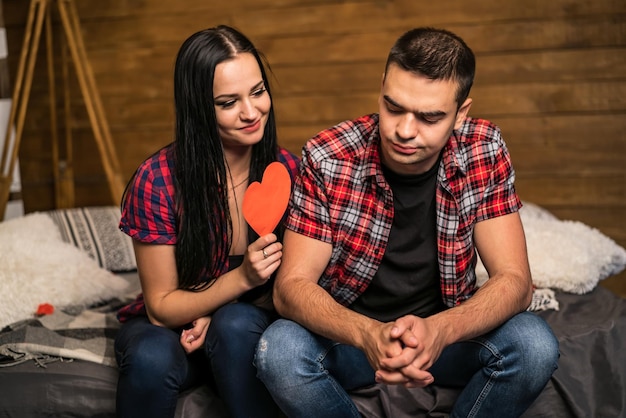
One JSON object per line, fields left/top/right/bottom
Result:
{"left": 255, "top": 311, "right": 559, "bottom": 418}
{"left": 115, "top": 302, "right": 278, "bottom": 418}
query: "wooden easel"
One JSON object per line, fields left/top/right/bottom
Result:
{"left": 0, "top": 0, "right": 124, "bottom": 220}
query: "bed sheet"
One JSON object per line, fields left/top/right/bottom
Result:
{"left": 350, "top": 286, "right": 626, "bottom": 418}
{"left": 0, "top": 284, "right": 623, "bottom": 418}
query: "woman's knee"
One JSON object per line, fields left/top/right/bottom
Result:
{"left": 117, "top": 324, "right": 186, "bottom": 384}
{"left": 206, "top": 303, "right": 273, "bottom": 360}
{"left": 210, "top": 303, "right": 272, "bottom": 337}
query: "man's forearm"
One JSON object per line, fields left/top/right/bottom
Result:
{"left": 428, "top": 271, "right": 532, "bottom": 346}
{"left": 273, "top": 278, "right": 378, "bottom": 350}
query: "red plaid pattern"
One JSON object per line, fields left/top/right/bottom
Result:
{"left": 287, "top": 113, "right": 521, "bottom": 308}
{"left": 117, "top": 144, "right": 300, "bottom": 322}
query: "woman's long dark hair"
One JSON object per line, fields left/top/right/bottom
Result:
{"left": 173, "top": 25, "right": 278, "bottom": 290}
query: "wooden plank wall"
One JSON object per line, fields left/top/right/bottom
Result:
{"left": 3, "top": 0, "right": 625, "bottom": 295}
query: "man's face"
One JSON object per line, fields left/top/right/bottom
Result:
{"left": 378, "top": 63, "right": 471, "bottom": 175}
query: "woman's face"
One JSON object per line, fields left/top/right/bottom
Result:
{"left": 213, "top": 53, "right": 271, "bottom": 149}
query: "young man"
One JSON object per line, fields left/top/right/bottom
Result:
{"left": 255, "top": 27, "right": 559, "bottom": 417}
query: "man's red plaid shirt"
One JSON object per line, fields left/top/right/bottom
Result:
{"left": 286, "top": 113, "right": 522, "bottom": 308}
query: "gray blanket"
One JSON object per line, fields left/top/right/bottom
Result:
{"left": 0, "top": 297, "right": 125, "bottom": 368}
{"left": 0, "top": 287, "right": 557, "bottom": 371}
{"left": 0, "top": 286, "right": 624, "bottom": 418}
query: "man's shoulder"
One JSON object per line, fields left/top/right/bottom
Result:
{"left": 446, "top": 118, "right": 513, "bottom": 176}
{"left": 305, "top": 114, "right": 378, "bottom": 162}
{"left": 444, "top": 118, "right": 509, "bottom": 170}
{"left": 455, "top": 117, "right": 502, "bottom": 145}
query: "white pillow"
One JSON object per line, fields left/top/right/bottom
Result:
{"left": 0, "top": 213, "right": 129, "bottom": 329}
{"left": 475, "top": 202, "right": 626, "bottom": 294}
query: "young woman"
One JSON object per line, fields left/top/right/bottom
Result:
{"left": 114, "top": 25, "right": 299, "bottom": 418}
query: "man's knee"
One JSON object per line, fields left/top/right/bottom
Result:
{"left": 506, "top": 312, "right": 560, "bottom": 380}
{"left": 257, "top": 319, "right": 296, "bottom": 358}
{"left": 255, "top": 319, "right": 308, "bottom": 377}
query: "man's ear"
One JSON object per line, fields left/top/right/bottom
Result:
{"left": 454, "top": 98, "right": 473, "bottom": 130}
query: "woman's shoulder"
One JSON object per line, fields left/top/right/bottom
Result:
{"left": 120, "top": 143, "right": 177, "bottom": 244}
{"left": 277, "top": 147, "right": 301, "bottom": 176}
{"left": 138, "top": 143, "right": 175, "bottom": 172}
{"left": 126, "top": 143, "right": 176, "bottom": 201}
{"left": 130, "top": 143, "right": 176, "bottom": 186}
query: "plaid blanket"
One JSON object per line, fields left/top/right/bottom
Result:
{"left": 0, "top": 297, "right": 128, "bottom": 368}
{"left": 0, "top": 263, "right": 557, "bottom": 371}
{"left": 0, "top": 289, "right": 556, "bottom": 372}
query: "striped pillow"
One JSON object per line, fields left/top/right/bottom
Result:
{"left": 46, "top": 206, "right": 136, "bottom": 272}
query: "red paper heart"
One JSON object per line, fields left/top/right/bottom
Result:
{"left": 243, "top": 162, "right": 292, "bottom": 236}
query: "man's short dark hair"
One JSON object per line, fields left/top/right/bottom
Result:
{"left": 385, "top": 27, "right": 476, "bottom": 108}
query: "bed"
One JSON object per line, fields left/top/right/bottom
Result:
{"left": 1, "top": 204, "right": 625, "bottom": 417}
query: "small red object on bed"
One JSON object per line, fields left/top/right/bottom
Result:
{"left": 36, "top": 303, "right": 55, "bottom": 316}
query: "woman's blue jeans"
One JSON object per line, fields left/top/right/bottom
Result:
{"left": 115, "top": 302, "right": 278, "bottom": 418}
{"left": 255, "top": 311, "right": 559, "bottom": 418}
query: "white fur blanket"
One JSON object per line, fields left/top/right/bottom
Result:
{"left": 477, "top": 202, "right": 626, "bottom": 311}
{"left": 0, "top": 213, "right": 130, "bottom": 329}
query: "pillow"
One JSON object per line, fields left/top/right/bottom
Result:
{"left": 476, "top": 202, "right": 626, "bottom": 294}
{"left": 46, "top": 206, "right": 136, "bottom": 272}
{"left": 0, "top": 213, "right": 130, "bottom": 329}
